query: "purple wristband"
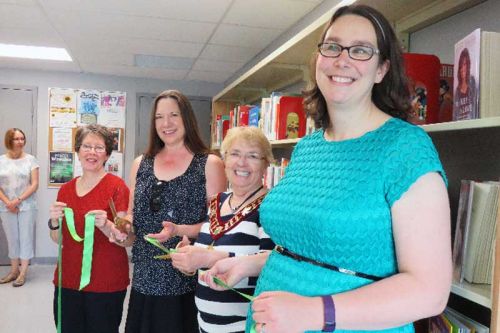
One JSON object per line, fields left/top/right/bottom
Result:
{"left": 322, "top": 295, "right": 336, "bottom": 332}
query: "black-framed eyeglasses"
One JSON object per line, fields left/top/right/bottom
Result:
{"left": 150, "top": 181, "right": 166, "bottom": 212}
{"left": 317, "top": 42, "right": 380, "bottom": 61}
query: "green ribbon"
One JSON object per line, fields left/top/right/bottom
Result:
{"left": 213, "top": 276, "right": 255, "bottom": 301}
{"left": 143, "top": 235, "right": 177, "bottom": 255}
{"left": 63, "top": 207, "right": 96, "bottom": 290}
{"left": 57, "top": 217, "right": 62, "bottom": 333}
{"left": 212, "top": 276, "right": 258, "bottom": 332}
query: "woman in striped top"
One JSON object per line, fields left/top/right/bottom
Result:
{"left": 171, "top": 126, "right": 274, "bottom": 333}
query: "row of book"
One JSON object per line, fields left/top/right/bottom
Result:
{"left": 263, "top": 158, "right": 289, "bottom": 190}
{"left": 406, "top": 29, "right": 500, "bottom": 125}
{"left": 429, "top": 307, "right": 488, "bottom": 333}
{"left": 452, "top": 180, "right": 499, "bottom": 285}
{"left": 212, "top": 94, "right": 312, "bottom": 147}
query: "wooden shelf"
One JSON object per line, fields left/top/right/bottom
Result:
{"left": 422, "top": 117, "right": 500, "bottom": 133}
{"left": 451, "top": 281, "right": 492, "bottom": 309}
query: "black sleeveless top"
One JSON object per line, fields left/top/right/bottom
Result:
{"left": 131, "top": 154, "right": 208, "bottom": 296}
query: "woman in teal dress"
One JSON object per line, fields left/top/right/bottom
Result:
{"left": 202, "top": 4, "right": 451, "bottom": 333}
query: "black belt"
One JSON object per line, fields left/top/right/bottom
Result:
{"left": 274, "top": 245, "right": 383, "bottom": 282}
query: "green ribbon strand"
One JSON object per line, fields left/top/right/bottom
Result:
{"left": 63, "top": 207, "right": 83, "bottom": 242}
{"left": 144, "top": 235, "right": 177, "bottom": 255}
{"left": 78, "top": 214, "right": 95, "bottom": 290}
{"left": 62, "top": 207, "right": 96, "bottom": 290}
{"left": 57, "top": 217, "right": 62, "bottom": 333}
{"left": 213, "top": 276, "right": 255, "bottom": 301}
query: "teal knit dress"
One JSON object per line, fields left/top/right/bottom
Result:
{"left": 250, "top": 118, "right": 446, "bottom": 333}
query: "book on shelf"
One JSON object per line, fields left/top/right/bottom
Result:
{"left": 478, "top": 30, "right": 500, "bottom": 119}
{"left": 276, "top": 95, "right": 306, "bottom": 140}
{"left": 248, "top": 106, "right": 260, "bottom": 127}
{"left": 429, "top": 307, "right": 489, "bottom": 333}
{"left": 462, "top": 181, "right": 499, "bottom": 284}
{"left": 453, "top": 29, "right": 480, "bottom": 121}
{"left": 439, "top": 64, "right": 454, "bottom": 123}
{"left": 452, "top": 180, "right": 475, "bottom": 284}
{"left": 403, "top": 53, "right": 441, "bottom": 125}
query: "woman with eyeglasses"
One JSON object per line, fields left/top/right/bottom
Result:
{"left": 121, "top": 90, "right": 226, "bottom": 333}
{"left": 203, "top": 5, "right": 451, "bottom": 333}
{"left": 165, "top": 126, "right": 274, "bottom": 333}
{"left": 48, "top": 124, "right": 130, "bottom": 333}
{"left": 0, "top": 128, "right": 39, "bottom": 287}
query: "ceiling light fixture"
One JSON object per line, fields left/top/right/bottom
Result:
{"left": 0, "top": 43, "right": 72, "bottom": 61}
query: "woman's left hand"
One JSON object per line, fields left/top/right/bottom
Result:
{"left": 86, "top": 210, "right": 109, "bottom": 229}
{"left": 252, "top": 291, "right": 323, "bottom": 333}
{"left": 147, "top": 221, "right": 177, "bottom": 242}
{"left": 171, "top": 240, "right": 211, "bottom": 273}
{"left": 6, "top": 199, "right": 19, "bottom": 211}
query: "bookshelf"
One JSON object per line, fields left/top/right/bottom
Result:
{"left": 210, "top": 1, "right": 498, "bottom": 332}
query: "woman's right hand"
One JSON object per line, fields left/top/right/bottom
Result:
{"left": 49, "top": 201, "right": 67, "bottom": 221}
{"left": 146, "top": 221, "right": 177, "bottom": 242}
{"left": 201, "top": 256, "right": 248, "bottom": 290}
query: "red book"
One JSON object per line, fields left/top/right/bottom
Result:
{"left": 276, "top": 96, "right": 306, "bottom": 140}
{"left": 439, "top": 64, "right": 454, "bottom": 123}
{"left": 403, "top": 53, "right": 441, "bottom": 125}
{"left": 238, "top": 105, "right": 252, "bottom": 126}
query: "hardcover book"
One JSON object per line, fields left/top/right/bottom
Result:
{"left": 453, "top": 29, "right": 480, "bottom": 120}
{"left": 439, "top": 64, "right": 454, "bottom": 123}
{"left": 403, "top": 53, "right": 441, "bottom": 125}
{"left": 276, "top": 96, "right": 306, "bottom": 140}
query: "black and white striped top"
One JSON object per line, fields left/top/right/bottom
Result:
{"left": 194, "top": 191, "right": 274, "bottom": 333}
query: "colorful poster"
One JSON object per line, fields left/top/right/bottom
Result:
{"left": 109, "top": 128, "right": 123, "bottom": 152}
{"left": 77, "top": 89, "right": 100, "bottom": 125}
{"left": 99, "top": 91, "right": 126, "bottom": 128}
{"left": 51, "top": 127, "right": 73, "bottom": 151}
{"left": 104, "top": 151, "right": 123, "bottom": 178}
{"left": 49, "top": 151, "right": 74, "bottom": 185}
{"left": 49, "top": 88, "right": 77, "bottom": 128}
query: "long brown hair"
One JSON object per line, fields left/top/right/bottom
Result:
{"left": 144, "top": 90, "right": 209, "bottom": 158}
{"left": 303, "top": 4, "right": 411, "bottom": 130}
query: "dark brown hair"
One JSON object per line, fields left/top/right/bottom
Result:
{"left": 303, "top": 4, "right": 411, "bottom": 130}
{"left": 4, "top": 128, "right": 26, "bottom": 150}
{"left": 75, "top": 124, "right": 114, "bottom": 156}
{"left": 457, "top": 47, "right": 471, "bottom": 87}
{"left": 144, "top": 90, "right": 209, "bottom": 158}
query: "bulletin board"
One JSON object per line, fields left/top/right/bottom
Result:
{"left": 48, "top": 88, "right": 126, "bottom": 187}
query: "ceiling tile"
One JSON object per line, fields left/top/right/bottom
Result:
{"left": 0, "top": 57, "right": 81, "bottom": 72}
{"left": 199, "top": 44, "right": 260, "bottom": 63}
{"left": 1, "top": 3, "right": 53, "bottom": 29}
{"left": 224, "top": 0, "right": 318, "bottom": 29}
{"left": 0, "top": 28, "right": 65, "bottom": 47}
{"left": 186, "top": 70, "right": 233, "bottom": 83}
{"left": 39, "top": 0, "right": 232, "bottom": 22}
{"left": 47, "top": 10, "right": 217, "bottom": 43}
{"left": 192, "top": 59, "right": 244, "bottom": 72}
{"left": 210, "top": 24, "right": 282, "bottom": 48}
{"left": 81, "top": 63, "right": 188, "bottom": 81}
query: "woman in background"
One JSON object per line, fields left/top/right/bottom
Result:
{"left": 204, "top": 5, "right": 451, "bottom": 333}
{"left": 171, "top": 126, "right": 274, "bottom": 333}
{"left": 49, "top": 124, "right": 130, "bottom": 333}
{"left": 122, "top": 89, "right": 226, "bottom": 333}
{"left": 0, "top": 128, "right": 39, "bottom": 287}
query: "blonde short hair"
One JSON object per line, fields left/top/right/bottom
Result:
{"left": 220, "top": 126, "right": 274, "bottom": 164}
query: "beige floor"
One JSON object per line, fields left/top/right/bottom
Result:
{"left": 0, "top": 264, "right": 130, "bottom": 333}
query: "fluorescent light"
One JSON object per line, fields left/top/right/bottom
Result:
{"left": 0, "top": 43, "right": 72, "bottom": 61}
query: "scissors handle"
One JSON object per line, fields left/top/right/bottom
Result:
{"left": 109, "top": 199, "right": 118, "bottom": 219}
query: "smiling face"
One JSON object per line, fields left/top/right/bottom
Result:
{"left": 155, "top": 97, "right": 186, "bottom": 147}
{"left": 77, "top": 133, "right": 108, "bottom": 172}
{"left": 316, "top": 14, "right": 388, "bottom": 110}
{"left": 224, "top": 139, "right": 267, "bottom": 193}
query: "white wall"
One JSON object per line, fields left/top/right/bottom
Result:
{"left": 0, "top": 67, "right": 222, "bottom": 260}
{"left": 409, "top": 0, "right": 500, "bottom": 63}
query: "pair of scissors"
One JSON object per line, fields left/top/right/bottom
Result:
{"left": 109, "top": 198, "right": 134, "bottom": 233}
